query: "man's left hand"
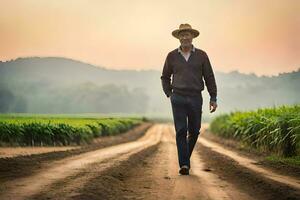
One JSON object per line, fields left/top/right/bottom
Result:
{"left": 209, "top": 101, "right": 218, "bottom": 113}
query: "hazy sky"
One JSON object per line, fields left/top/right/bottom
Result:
{"left": 0, "top": 0, "right": 299, "bottom": 76}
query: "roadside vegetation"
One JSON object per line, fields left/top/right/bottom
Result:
{"left": 210, "top": 104, "right": 300, "bottom": 159}
{"left": 0, "top": 114, "right": 145, "bottom": 146}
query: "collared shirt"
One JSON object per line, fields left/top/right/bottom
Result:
{"left": 177, "top": 45, "right": 195, "bottom": 62}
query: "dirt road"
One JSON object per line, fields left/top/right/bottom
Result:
{"left": 0, "top": 123, "right": 299, "bottom": 200}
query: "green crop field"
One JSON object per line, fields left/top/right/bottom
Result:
{"left": 0, "top": 114, "right": 145, "bottom": 146}
{"left": 210, "top": 104, "right": 300, "bottom": 157}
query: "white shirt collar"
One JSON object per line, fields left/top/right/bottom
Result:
{"left": 178, "top": 45, "right": 195, "bottom": 53}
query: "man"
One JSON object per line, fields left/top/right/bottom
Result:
{"left": 161, "top": 23, "right": 218, "bottom": 175}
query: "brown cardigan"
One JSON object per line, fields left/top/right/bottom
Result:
{"left": 161, "top": 47, "right": 217, "bottom": 102}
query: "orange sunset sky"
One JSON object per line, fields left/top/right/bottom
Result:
{"left": 0, "top": 0, "right": 299, "bottom": 76}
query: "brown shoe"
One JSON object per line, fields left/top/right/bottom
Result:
{"left": 179, "top": 165, "right": 189, "bottom": 175}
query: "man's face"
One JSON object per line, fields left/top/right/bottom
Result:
{"left": 178, "top": 31, "right": 193, "bottom": 48}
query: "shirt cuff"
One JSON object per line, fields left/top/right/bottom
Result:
{"left": 210, "top": 97, "right": 217, "bottom": 102}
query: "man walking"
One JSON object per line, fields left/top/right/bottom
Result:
{"left": 161, "top": 23, "right": 218, "bottom": 175}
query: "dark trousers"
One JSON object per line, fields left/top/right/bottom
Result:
{"left": 170, "top": 92, "right": 203, "bottom": 168}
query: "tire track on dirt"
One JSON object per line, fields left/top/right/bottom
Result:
{"left": 31, "top": 144, "right": 160, "bottom": 200}
{"left": 199, "top": 135, "right": 300, "bottom": 190}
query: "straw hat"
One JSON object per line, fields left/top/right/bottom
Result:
{"left": 172, "top": 23, "right": 200, "bottom": 39}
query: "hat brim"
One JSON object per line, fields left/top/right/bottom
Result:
{"left": 172, "top": 29, "right": 199, "bottom": 39}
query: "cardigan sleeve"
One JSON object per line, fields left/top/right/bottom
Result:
{"left": 160, "top": 53, "right": 173, "bottom": 97}
{"left": 202, "top": 52, "right": 217, "bottom": 102}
